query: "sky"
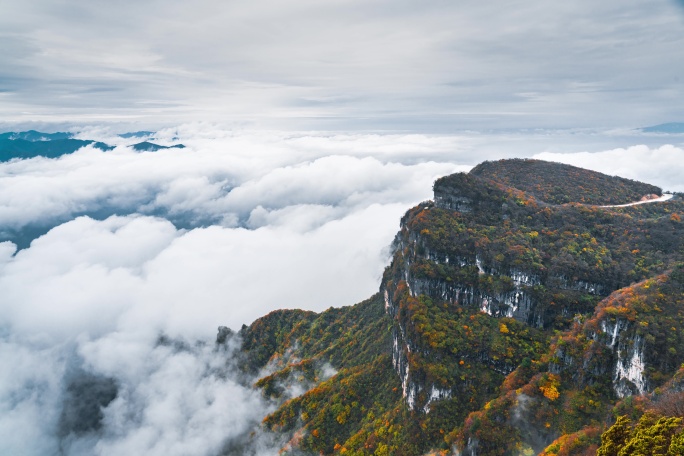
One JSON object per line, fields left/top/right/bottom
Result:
{"left": 2, "top": 1, "right": 684, "bottom": 455}
{"left": 1, "top": 0, "right": 684, "bottom": 130}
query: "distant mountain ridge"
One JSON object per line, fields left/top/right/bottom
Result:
{"left": 235, "top": 159, "right": 684, "bottom": 455}
{"left": 131, "top": 141, "right": 185, "bottom": 152}
{"left": 640, "top": 122, "right": 684, "bottom": 133}
{"left": 119, "top": 131, "right": 154, "bottom": 138}
{"left": 0, "top": 130, "right": 74, "bottom": 141}
{"left": 0, "top": 138, "right": 113, "bottom": 161}
{"left": 0, "top": 130, "right": 184, "bottom": 162}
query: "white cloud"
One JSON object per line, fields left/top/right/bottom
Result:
{"left": 1, "top": 206, "right": 413, "bottom": 344}
{"left": 0, "top": 216, "right": 172, "bottom": 342}
{"left": 0, "top": 241, "right": 16, "bottom": 266}
{"left": 0, "top": 331, "right": 275, "bottom": 456}
{"left": 81, "top": 340, "right": 271, "bottom": 456}
{"left": 0, "top": 129, "right": 464, "bottom": 232}
{"left": 534, "top": 144, "right": 684, "bottom": 192}
{"left": 0, "top": 341, "right": 64, "bottom": 456}
{"left": 0, "top": 128, "right": 471, "bottom": 345}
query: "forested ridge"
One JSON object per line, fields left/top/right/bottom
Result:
{"left": 470, "top": 159, "right": 663, "bottom": 206}
{"left": 235, "top": 159, "right": 684, "bottom": 455}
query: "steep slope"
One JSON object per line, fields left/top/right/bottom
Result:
{"left": 452, "top": 265, "right": 684, "bottom": 455}
{"left": 238, "top": 295, "right": 429, "bottom": 455}
{"left": 238, "top": 159, "right": 684, "bottom": 455}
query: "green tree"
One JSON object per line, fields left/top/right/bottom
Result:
{"left": 668, "top": 430, "right": 684, "bottom": 455}
{"left": 597, "top": 416, "right": 632, "bottom": 456}
{"left": 618, "top": 415, "right": 681, "bottom": 456}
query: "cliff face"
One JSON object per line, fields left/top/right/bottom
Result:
{"left": 239, "top": 159, "right": 684, "bottom": 456}
{"left": 381, "top": 161, "right": 684, "bottom": 453}
{"left": 381, "top": 163, "right": 670, "bottom": 414}
{"left": 549, "top": 267, "right": 684, "bottom": 398}
{"left": 457, "top": 266, "right": 684, "bottom": 456}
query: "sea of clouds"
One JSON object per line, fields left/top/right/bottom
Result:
{"left": 1, "top": 124, "right": 683, "bottom": 455}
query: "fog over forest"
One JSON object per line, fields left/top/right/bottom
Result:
{"left": 2, "top": 0, "right": 684, "bottom": 454}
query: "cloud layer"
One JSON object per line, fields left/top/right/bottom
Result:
{"left": 1, "top": 330, "right": 276, "bottom": 456}
{"left": 0, "top": 129, "right": 465, "bottom": 235}
{"left": 2, "top": 126, "right": 684, "bottom": 455}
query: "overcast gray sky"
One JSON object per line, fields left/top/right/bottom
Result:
{"left": 2, "top": 0, "right": 684, "bottom": 130}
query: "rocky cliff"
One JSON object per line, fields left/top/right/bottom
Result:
{"left": 237, "top": 159, "right": 684, "bottom": 455}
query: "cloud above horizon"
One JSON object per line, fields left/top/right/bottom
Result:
{"left": 1, "top": 130, "right": 473, "bottom": 333}
{"left": 2, "top": 0, "right": 684, "bottom": 130}
{"left": 533, "top": 144, "right": 684, "bottom": 192}
{"left": 0, "top": 129, "right": 466, "bottom": 237}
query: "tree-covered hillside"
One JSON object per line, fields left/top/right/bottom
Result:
{"left": 470, "top": 159, "right": 662, "bottom": 205}
{"left": 236, "top": 159, "right": 684, "bottom": 455}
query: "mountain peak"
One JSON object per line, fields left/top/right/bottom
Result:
{"left": 470, "top": 158, "right": 662, "bottom": 205}
{"left": 237, "top": 159, "right": 684, "bottom": 455}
